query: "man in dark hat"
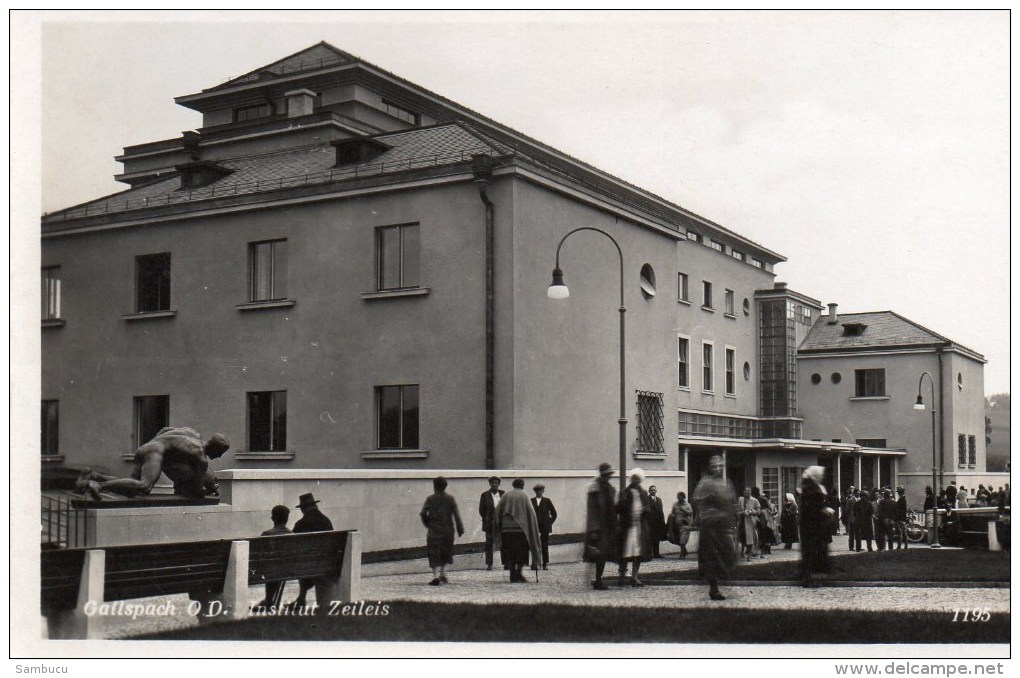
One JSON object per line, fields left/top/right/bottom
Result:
{"left": 478, "top": 476, "right": 504, "bottom": 570}
{"left": 584, "top": 462, "right": 618, "bottom": 590}
{"left": 254, "top": 505, "right": 291, "bottom": 610}
{"left": 530, "top": 484, "right": 557, "bottom": 570}
{"left": 289, "top": 493, "right": 334, "bottom": 609}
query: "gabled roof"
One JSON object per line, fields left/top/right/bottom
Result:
{"left": 42, "top": 123, "right": 508, "bottom": 224}
{"left": 211, "top": 42, "right": 355, "bottom": 91}
{"left": 799, "top": 311, "right": 984, "bottom": 361}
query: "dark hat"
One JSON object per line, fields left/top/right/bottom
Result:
{"left": 598, "top": 462, "right": 615, "bottom": 476}
{"left": 487, "top": 476, "right": 501, "bottom": 484}
{"left": 533, "top": 484, "right": 545, "bottom": 491}
{"left": 296, "top": 493, "right": 321, "bottom": 509}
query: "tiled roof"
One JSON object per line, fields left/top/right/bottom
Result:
{"left": 43, "top": 124, "right": 506, "bottom": 222}
{"left": 799, "top": 311, "right": 981, "bottom": 358}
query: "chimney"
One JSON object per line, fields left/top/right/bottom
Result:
{"left": 827, "top": 303, "right": 839, "bottom": 325}
{"left": 285, "top": 89, "right": 317, "bottom": 118}
{"left": 773, "top": 281, "right": 787, "bottom": 291}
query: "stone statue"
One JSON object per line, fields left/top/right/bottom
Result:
{"left": 74, "top": 427, "right": 229, "bottom": 500}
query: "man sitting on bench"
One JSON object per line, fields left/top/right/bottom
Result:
{"left": 74, "top": 427, "right": 229, "bottom": 500}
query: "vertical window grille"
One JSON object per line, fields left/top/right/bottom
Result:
{"left": 636, "top": 391, "right": 664, "bottom": 454}
{"left": 967, "top": 435, "right": 977, "bottom": 467}
{"left": 958, "top": 434, "right": 967, "bottom": 467}
{"left": 249, "top": 239, "right": 288, "bottom": 302}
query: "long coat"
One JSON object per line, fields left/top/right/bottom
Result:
{"left": 478, "top": 490, "right": 504, "bottom": 534}
{"left": 584, "top": 478, "right": 618, "bottom": 563}
{"left": 648, "top": 494, "right": 667, "bottom": 542}
{"left": 668, "top": 500, "right": 694, "bottom": 545}
{"left": 799, "top": 481, "right": 832, "bottom": 575}
{"left": 531, "top": 497, "right": 558, "bottom": 535}
{"left": 616, "top": 484, "right": 653, "bottom": 562}
{"left": 853, "top": 496, "right": 875, "bottom": 539}
{"left": 293, "top": 507, "right": 333, "bottom": 533}
{"left": 692, "top": 475, "right": 738, "bottom": 581}
{"left": 779, "top": 499, "right": 799, "bottom": 544}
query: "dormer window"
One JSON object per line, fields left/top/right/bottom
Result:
{"left": 841, "top": 322, "right": 868, "bottom": 337}
{"left": 234, "top": 103, "right": 274, "bottom": 122}
{"left": 176, "top": 161, "right": 234, "bottom": 190}
{"left": 332, "top": 137, "right": 391, "bottom": 166}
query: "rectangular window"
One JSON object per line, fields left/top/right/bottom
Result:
{"left": 781, "top": 467, "right": 804, "bottom": 503}
{"left": 731, "top": 249, "right": 744, "bottom": 262}
{"left": 135, "top": 253, "right": 171, "bottom": 313}
{"left": 751, "top": 258, "right": 764, "bottom": 269}
{"left": 235, "top": 103, "right": 273, "bottom": 122}
{"left": 377, "top": 384, "right": 420, "bottom": 449}
{"left": 708, "top": 239, "right": 724, "bottom": 252}
{"left": 249, "top": 239, "right": 289, "bottom": 302}
{"left": 967, "top": 435, "right": 977, "bottom": 466}
{"left": 702, "top": 281, "right": 713, "bottom": 309}
{"left": 725, "top": 348, "right": 736, "bottom": 395}
{"left": 724, "top": 289, "right": 735, "bottom": 316}
{"left": 702, "top": 342, "right": 714, "bottom": 392}
{"left": 854, "top": 369, "right": 886, "bottom": 397}
{"left": 686, "top": 230, "right": 702, "bottom": 244}
{"left": 762, "top": 467, "right": 779, "bottom": 505}
{"left": 677, "top": 336, "right": 690, "bottom": 389}
{"left": 677, "top": 272, "right": 689, "bottom": 302}
{"left": 382, "top": 99, "right": 421, "bottom": 125}
{"left": 958, "top": 433, "right": 967, "bottom": 467}
{"left": 248, "top": 391, "right": 287, "bottom": 453}
{"left": 42, "top": 266, "right": 61, "bottom": 320}
{"left": 377, "top": 224, "right": 420, "bottom": 291}
{"left": 41, "top": 400, "right": 59, "bottom": 456}
{"left": 636, "top": 391, "right": 665, "bottom": 454}
{"left": 133, "top": 395, "right": 169, "bottom": 450}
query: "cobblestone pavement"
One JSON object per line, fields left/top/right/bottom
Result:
{"left": 81, "top": 547, "right": 1008, "bottom": 640}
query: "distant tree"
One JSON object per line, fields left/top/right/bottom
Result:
{"left": 988, "top": 393, "right": 1011, "bottom": 410}
{"left": 986, "top": 416, "right": 992, "bottom": 446}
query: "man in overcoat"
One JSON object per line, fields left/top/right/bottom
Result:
{"left": 530, "top": 484, "right": 558, "bottom": 569}
{"left": 584, "top": 462, "right": 618, "bottom": 590}
{"left": 478, "top": 476, "right": 504, "bottom": 570}
{"left": 647, "top": 485, "right": 667, "bottom": 558}
{"left": 290, "top": 492, "right": 334, "bottom": 609}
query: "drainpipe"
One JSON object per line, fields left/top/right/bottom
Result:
{"left": 472, "top": 155, "right": 496, "bottom": 470}
{"left": 937, "top": 344, "right": 946, "bottom": 489}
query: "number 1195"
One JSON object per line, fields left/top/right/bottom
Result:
{"left": 952, "top": 608, "right": 991, "bottom": 622}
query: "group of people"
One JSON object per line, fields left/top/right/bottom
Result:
{"left": 840, "top": 486, "right": 910, "bottom": 552}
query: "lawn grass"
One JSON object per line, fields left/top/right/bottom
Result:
{"left": 642, "top": 548, "right": 1010, "bottom": 584}
{"left": 134, "top": 601, "right": 1009, "bottom": 644}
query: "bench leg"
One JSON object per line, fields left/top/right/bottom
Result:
{"left": 190, "top": 540, "right": 250, "bottom": 623}
{"left": 988, "top": 520, "right": 1002, "bottom": 551}
{"left": 47, "top": 549, "right": 105, "bottom": 639}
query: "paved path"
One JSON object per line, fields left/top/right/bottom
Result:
{"left": 84, "top": 547, "right": 1009, "bottom": 639}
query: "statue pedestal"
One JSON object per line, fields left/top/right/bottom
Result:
{"left": 71, "top": 495, "right": 220, "bottom": 510}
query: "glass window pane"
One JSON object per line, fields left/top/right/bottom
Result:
{"left": 379, "top": 228, "right": 400, "bottom": 290}
{"left": 271, "top": 391, "right": 287, "bottom": 451}
{"left": 402, "top": 385, "right": 419, "bottom": 449}
{"left": 402, "top": 225, "right": 419, "bottom": 288}
{"left": 135, "top": 395, "right": 169, "bottom": 448}
{"left": 248, "top": 392, "right": 271, "bottom": 452}
{"left": 378, "top": 386, "right": 401, "bottom": 448}
{"left": 272, "top": 240, "right": 288, "bottom": 299}
{"left": 137, "top": 253, "right": 171, "bottom": 312}
{"left": 251, "top": 242, "right": 272, "bottom": 301}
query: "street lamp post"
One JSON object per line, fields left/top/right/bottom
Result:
{"left": 914, "top": 371, "right": 941, "bottom": 548}
{"left": 547, "top": 227, "right": 627, "bottom": 492}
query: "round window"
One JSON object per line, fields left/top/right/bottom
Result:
{"left": 831, "top": 372, "right": 842, "bottom": 384}
{"left": 743, "top": 298, "right": 751, "bottom": 316}
{"left": 811, "top": 373, "right": 821, "bottom": 385}
{"left": 639, "top": 264, "right": 656, "bottom": 300}
{"left": 743, "top": 362, "right": 751, "bottom": 380}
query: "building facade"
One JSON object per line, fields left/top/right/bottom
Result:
{"left": 40, "top": 44, "right": 995, "bottom": 548}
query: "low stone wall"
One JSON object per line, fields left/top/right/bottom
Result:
{"left": 81, "top": 468, "right": 688, "bottom": 553}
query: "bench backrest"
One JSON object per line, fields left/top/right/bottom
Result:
{"left": 41, "top": 530, "right": 350, "bottom": 614}
{"left": 248, "top": 531, "right": 348, "bottom": 585}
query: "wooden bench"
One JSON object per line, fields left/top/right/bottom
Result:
{"left": 950, "top": 507, "right": 1006, "bottom": 549}
{"left": 41, "top": 530, "right": 361, "bottom": 639}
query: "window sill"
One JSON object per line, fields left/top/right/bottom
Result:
{"left": 122, "top": 310, "right": 177, "bottom": 321}
{"left": 361, "top": 287, "right": 431, "bottom": 301}
{"left": 723, "top": 313, "right": 737, "bottom": 320}
{"left": 634, "top": 451, "right": 667, "bottom": 460}
{"left": 678, "top": 386, "right": 691, "bottom": 392}
{"left": 42, "top": 318, "right": 66, "bottom": 329}
{"left": 849, "top": 396, "right": 890, "bottom": 402}
{"left": 234, "top": 452, "right": 295, "bottom": 461}
{"left": 724, "top": 393, "right": 736, "bottom": 399}
{"left": 701, "top": 306, "right": 715, "bottom": 313}
{"left": 361, "top": 449, "right": 430, "bottom": 460}
{"left": 236, "top": 299, "right": 296, "bottom": 311}
{"left": 702, "top": 390, "right": 715, "bottom": 396}
{"left": 41, "top": 454, "right": 65, "bottom": 464}
{"left": 677, "top": 299, "right": 691, "bottom": 306}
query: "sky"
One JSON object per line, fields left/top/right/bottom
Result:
{"left": 22, "top": 10, "right": 1011, "bottom": 394}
